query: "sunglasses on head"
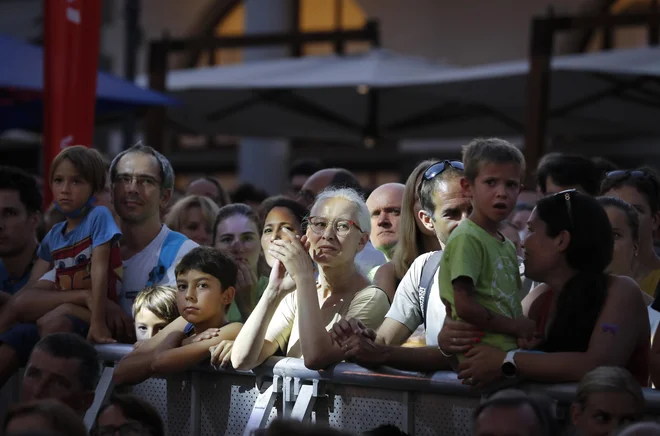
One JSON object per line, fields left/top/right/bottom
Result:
{"left": 422, "top": 160, "right": 464, "bottom": 182}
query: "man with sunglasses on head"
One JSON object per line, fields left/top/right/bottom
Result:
{"left": 331, "top": 159, "right": 475, "bottom": 371}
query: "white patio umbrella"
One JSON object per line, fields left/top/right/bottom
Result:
{"left": 140, "top": 46, "right": 660, "bottom": 142}
{"left": 400, "top": 45, "right": 660, "bottom": 139}
{"left": 138, "top": 49, "right": 467, "bottom": 142}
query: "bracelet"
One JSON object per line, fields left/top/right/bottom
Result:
{"left": 437, "top": 345, "right": 453, "bottom": 358}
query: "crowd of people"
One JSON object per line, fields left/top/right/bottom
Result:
{"left": 2, "top": 139, "right": 660, "bottom": 435}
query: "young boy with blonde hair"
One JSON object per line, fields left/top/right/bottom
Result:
{"left": 439, "top": 138, "right": 537, "bottom": 365}
{"left": 133, "top": 286, "right": 179, "bottom": 341}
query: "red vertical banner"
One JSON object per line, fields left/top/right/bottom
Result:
{"left": 43, "top": 0, "right": 102, "bottom": 208}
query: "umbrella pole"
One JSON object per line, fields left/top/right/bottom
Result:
{"left": 523, "top": 16, "right": 553, "bottom": 189}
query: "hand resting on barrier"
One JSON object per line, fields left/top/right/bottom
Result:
{"left": 330, "top": 318, "right": 376, "bottom": 344}
{"left": 209, "top": 340, "right": 234, "bottom": 368}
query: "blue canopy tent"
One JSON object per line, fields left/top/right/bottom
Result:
{"left": 0, "top": 34, "right": 178, "bottom": 131}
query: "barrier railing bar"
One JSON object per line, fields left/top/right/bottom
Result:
{"left": 93, "top": 345, "right": 660, "bottom": 411}
{"left": 191, "top": 372, "right": 202, "bottom": 436}
{"left": 84, "top": 366, "right": 114, "bottom": 430}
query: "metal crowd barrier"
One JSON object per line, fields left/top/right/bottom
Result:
{"left": 2, "top": 344, "right": 659, "bottom": 435}
{"left": 81, "top": 344, "right": 660, "bottom": 436}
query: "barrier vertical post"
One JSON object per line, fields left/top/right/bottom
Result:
{"left": 83, "top": 367, "right": 115, "bottom": 430}
{"left": 191, "top": 372, "right": 202, "bottom": 436}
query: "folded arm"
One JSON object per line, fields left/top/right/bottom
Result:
{"left": 151, "top": 323, "right": 242, "bottom": 374}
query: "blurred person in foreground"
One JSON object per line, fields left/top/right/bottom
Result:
{"left": 21, "top": 333, "right": 100, "bottom": 416}
{"left": 254, "top": 419, "right": 351, "bottom": 436}
{"left": 572, "top": 366, "right": 644, "bottom": 436}
{"left": 297, "top": 168, "right": 386, "bottom": 276}
{"left": 473, "top": 389, "right": 557, "bottom": 436}
{"left": 92, "top": 393, "right": 164, "bottom": 436}
{"left": 366, "top": 183, "right": 405, "bottom": 266}
{"left": 617, "top": 422, "right": 660, "bottom": 436}
{"left": 3, "top": 399, "right": 87, "bottom": 436}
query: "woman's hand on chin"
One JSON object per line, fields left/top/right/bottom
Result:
{"left": 267, "top": 229, "right": 315, "bottom": 286}
{"left": 457, "top": 345, "right": 506, "bottom": 389}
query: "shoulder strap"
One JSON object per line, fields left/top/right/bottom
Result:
{"left": 146, "top": 231, "right": 188, "bottom": 287}
{"left": 418, "top": 251, "right": 443, "bottom": 328}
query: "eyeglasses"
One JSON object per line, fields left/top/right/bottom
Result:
{"left": 422, "top": 160, "right": 464, "bottom": 182}
{"left": 114, "top": 173, "right": 161, "bottom": 189}
{"left": 91, "top": 422, "right": 150, "bottom": 436}
{"left": 307, "top": 216, "right": 363, "bottom": 237}
{"left": 555, "top": 189, "right": 576, "bottom": 229}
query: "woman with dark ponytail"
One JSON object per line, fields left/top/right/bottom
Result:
{"left": 445, "top": 190, "right": 650, "bottom": 388}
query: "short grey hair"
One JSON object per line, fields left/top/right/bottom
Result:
{"left": 109, "top": 141, "right": 175, "bottom": 191}
{"left": 312, "top": 187, "right": 371, "bottom": 235}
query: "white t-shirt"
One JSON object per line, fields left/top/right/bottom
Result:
{"left": 355, "top": 241, "right": 386, "bottom": 277}
{"left": 41, "top": 225, "right": 198, "bottom": 315}
{"left": 385, "top": 251, "right": 445, "bottom": 346}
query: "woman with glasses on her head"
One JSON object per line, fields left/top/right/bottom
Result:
{"left": 373, "top": 160, "right": 442, "bottom": 300}
{"left": 440, "top": 190, "right": 650, "bottom": 388}
{"left": 601, "top": 168, "right": 660, "bottom": 298}
{"left": 231, "top": 188, "right": 390, "bottom": 371}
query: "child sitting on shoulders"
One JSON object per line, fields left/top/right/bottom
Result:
{"left": 7, "top": 146, "right": 122, "bottom": 345}
{"left": 133, "top": 286, "right": 179, "bottom": 342}
{"left": 113, "top": 246, "right": 242, "bottom": 385}
{"left": 439, "top": 138, "right": 538, "bottom": 367}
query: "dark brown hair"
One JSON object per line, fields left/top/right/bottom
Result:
{"left": 50, "top": 145, "right": 106, "bottom": 194}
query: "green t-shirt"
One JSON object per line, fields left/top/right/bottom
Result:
{"left": 439, "top": 219, "right": 522, "bottom": 353}
{"left": 227, "top": 276, "right": 269, "bottom": 323}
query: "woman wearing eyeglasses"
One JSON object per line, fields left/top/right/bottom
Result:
{"left": 601, "top": 168, "right": 660, "bottom": 299}
{"left": 441, "top": 190, "right": 650, "bottom": 388}
{"left": 231, "top": 188, "right": 390, "bottom": 371}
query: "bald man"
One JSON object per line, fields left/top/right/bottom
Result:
{"left": 366, "top": 183, "right": 405, "bottom": 261}
{"left": 297, "top": 168, "right": 364, "bottom": 208}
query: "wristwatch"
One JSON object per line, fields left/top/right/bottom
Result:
{"left": 501, "top": 350, "right": 518, "bottom": 378}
